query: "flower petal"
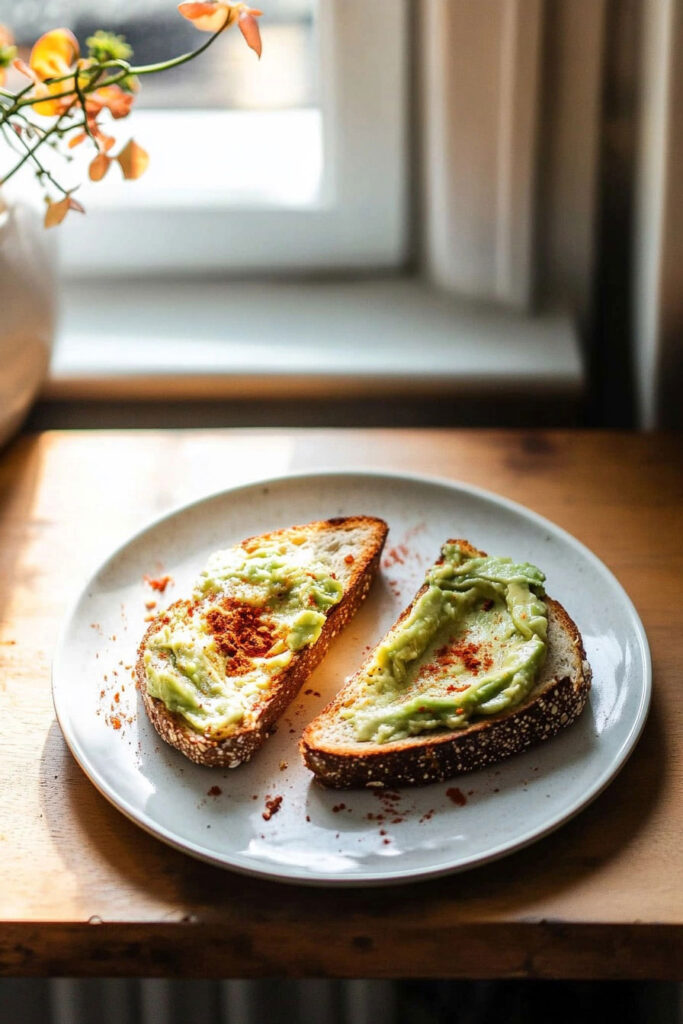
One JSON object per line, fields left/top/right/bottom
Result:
{"left": 44, "top": 197, "right": 70, "bottom": 228}
{"left": 89, "top": 152, "right": 111, "bottom": 181}
{"left": 44, "top": 195, "right": 84, "bottom": 227}
{"left": 238, "top": 11, "right": 262, "bottom": 57}
{"left": 68, "top": 132, "right": 87, "bottom": 149}
{"left": 18, "top": 55, "right": 77, "bottom": 116}
{"left": 89, "top": 84, "right": 134, "bottom": 119}
{"left": 30, "top": 28, "right": 79, "bottom": 80}
{"left": 116, "top": 139, "right": 149, "bottom": 180}
{"left": 13, "top": 58, "right": 40, "bottom": 83}
{"left": 32, "top": 83, "right": 75, "bottom": 117}
{"left": 178, "top": 2, "right": 236, "bottom": 33}
{"left": 97, "top": 132, "right": 116, "bottom": 153}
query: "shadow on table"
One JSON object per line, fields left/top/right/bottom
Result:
{"left": 40, "top": 684, "right": 666, "bottom": 934}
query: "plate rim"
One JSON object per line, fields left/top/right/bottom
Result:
{"left": 52, "top": 467, "right": 652, "bottom": 886}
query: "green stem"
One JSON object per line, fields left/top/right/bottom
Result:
{"left": 1, "top": 127, "right": 56, "bottom": 180}
{"left": 14, "top": 69, "right": 128, "bottom": 111}
{"left": 132, "top": 18, "right": 230, "bottom": 76}
{"left": 0, "top": 102, "right": 76, "bottom": 184}
{"left": 1, "top": 13, "right": 231, "bottom": 182}
{"left": 1, "top": 122, "right": 26, "bottom": 157}
{"left": 12, "top": 111, "right": 48, "bottom": 136}
{"left": 4, "top": 118, "right": 71, "bottom": 196}
{"left": 12, "top": 17, "right": 229, "bottom": 112}
{"left": 1, "top": 81, "right": 43, "bottom": 122}
{"left": 19, "top": 61, "right": 117, "bottom": 90}
{"left": 74, "top": 70, "right": 100, "bottom": 142}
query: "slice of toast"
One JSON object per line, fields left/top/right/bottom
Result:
{"left": 301, "top": 540, "right": 591, "bottom": 788}
{"left": 137, "top": 516, "right": 387, "bottom": 767}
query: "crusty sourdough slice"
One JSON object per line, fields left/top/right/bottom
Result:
{"left": 137, "top": 516, "right": 387, "bottom": 767}
{"left": 300, "top": 541, "right": 591, "bottom": 788}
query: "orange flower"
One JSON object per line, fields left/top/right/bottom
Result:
{"left": 67, "top": 131, "right": 87, "bottom": 149}
{"left": 178, "top": 2, "right": 263, "bottom": 56}
{"left": 116, "top": 139, "right": 149, "bottom": 180}
{"left": 30, "top": 27, "right": 79, "bottom": 80}
{"left": 89, "top": 152, "right": 111, "bottom": 181}
{"left": 69, "top": 128, "right": 115, "bottom": 152}
{"left": 44, "top": 194, "right": 84, "bottom": 228}
{"left": 28, "top": 28, "right": 80, "bottom": 116}
{"left": 16, "top": 28, "right": 138, "bottom": 121}
{"left": 85, "top": 84, "right": 134, "bottom": 120}
{"left": 96, "top": 131, "right": 116, "bottom": 152}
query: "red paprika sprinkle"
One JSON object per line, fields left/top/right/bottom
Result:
{"left": 144, "top": 574, "right": 173, "bottom": 593}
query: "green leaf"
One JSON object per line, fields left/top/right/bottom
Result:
{"left": 85, "top": 30, "right": 133, "bottom": 64}
{"left": 0, "top": 43, "right": 17, "bottom": 69}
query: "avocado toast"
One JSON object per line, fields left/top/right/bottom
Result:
{"left": 301, "top": 539, "right": 591, "bottom": 787}
{"left": 137, "top": 516, "right": 388, "bottom": 767}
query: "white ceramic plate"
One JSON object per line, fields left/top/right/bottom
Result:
{"left": 52, "top": 471, "right": 651, "bottom": 886}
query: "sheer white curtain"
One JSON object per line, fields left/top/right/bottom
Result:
{"left": 634, "top": 0, "right": 683, "bottom": 428}
{"left": 417, "top": 0, "right": 605, "bottom": 318}
{"left": 418, "top": 0, "right": 683, "bottom": 427}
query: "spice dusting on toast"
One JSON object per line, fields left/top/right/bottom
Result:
{"left": 205, "top": 598, "right": 279, "bottom": 675}
{"left": 144, "top": 574, "right": 173, "bottom": 592}
{"left": 301, "top": 539, "right": 591, "bottom": 788}
{"left": 137, "top": 516, "right": 387, "bottom": 768}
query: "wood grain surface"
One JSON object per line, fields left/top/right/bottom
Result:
{"left": 0, "top": 429, "right": 680, "bottom": 979}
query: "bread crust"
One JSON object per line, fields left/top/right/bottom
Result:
{"left": 300, "top": 547, "right": 592, "bottom": 788}
{"left": 137, "top": 516, "right": 387, "bottom": 767}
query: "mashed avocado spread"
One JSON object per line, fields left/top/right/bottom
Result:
{"left": 348, "top": 543, "right": 547, "bottom": 743}
{"left": 144, "top": 538, "right": 343, "bottom": 737}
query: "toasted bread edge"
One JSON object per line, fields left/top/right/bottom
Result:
{"left": 136, "top": 516, "right": 388, "bottom": 768}
{"left": 300, "top": 596, "right": 592, "bottom": 789}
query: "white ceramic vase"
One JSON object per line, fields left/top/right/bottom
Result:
{"left": 0, "top": 189, "right": 57, "bottom": 448}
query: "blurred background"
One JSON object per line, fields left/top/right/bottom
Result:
{"left": 1, "top": 0, "right": 681, "bottom": 434}
{"left": 0, "top": 2, "right": 681, "bottom": 1020}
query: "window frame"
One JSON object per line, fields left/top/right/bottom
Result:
{"left": 59, "top": 0, "right": 409, "bottom": 278}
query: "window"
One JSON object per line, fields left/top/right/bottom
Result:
{"left": 4, "top": 0, "right": 409, "bottom": 275}
{"left": 5, "top": 0, "right": 597, "bottom": 423}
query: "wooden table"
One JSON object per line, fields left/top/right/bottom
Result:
{"left": 0, "top": 429, "right": 680, "bottom": 979}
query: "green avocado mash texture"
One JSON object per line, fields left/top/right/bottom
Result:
{"left": 144, "top": 539, "right": 344, "bottom": 737}
{"left": 348, "top": 543, "right": 548, "bottom": 743}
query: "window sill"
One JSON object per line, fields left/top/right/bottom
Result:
{"left": 45, "top": 278, "right": 584, "bottom": 402}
